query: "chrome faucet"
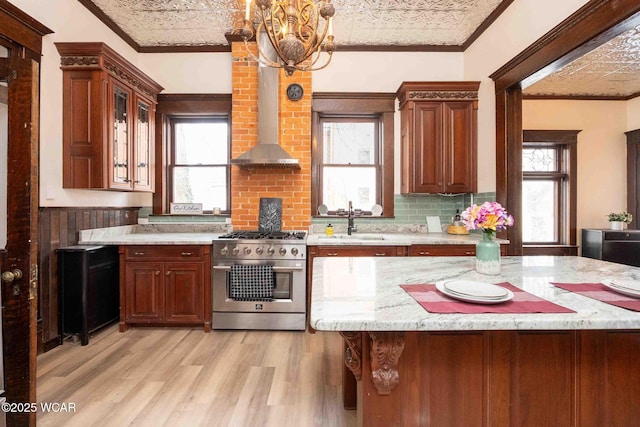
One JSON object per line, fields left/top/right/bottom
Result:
{"left": 347, "top": 201, "right": 357, "bottom": 235}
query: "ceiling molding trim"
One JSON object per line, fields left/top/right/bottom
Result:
{"left": 490, "top": 0, "right": 640, "bottom": 92}
{"left": 77, "top": 0, "right": 141, "bottom": 52}
{"left": 522, "top": 94, "right": 630, "bottom": 101}
{"left": 138, "top": 45, "right": 231, "bottom": 53}
{"left": 462, "top": 0, "right": 515, "bottom": 50}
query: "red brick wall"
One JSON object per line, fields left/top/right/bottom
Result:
{"left": 231, "top": 42, "right": 312, "bottom": 230}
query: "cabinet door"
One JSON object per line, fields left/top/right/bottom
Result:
{"left": 88, "top": 258, "right": 119, "bottom": 331}
{"left": 132, "top": 95, "right": 154, "bottom": 192}
{"left": 443, "top": 101, "right": 476, "bottom": 193}
{"left": 109, "top": 80, "right": 134, "bottom": 190}
{"left": 413, "top": 102, "right": 444, "bottom": 193}
{"left": 164, "top": 262, "right": 204, "bottom": 324}
{"left": 124, "top": 261, "right": 164, "bottom": 323}
{"left": 61, "top": 70, "right": 107, "bottom": 189}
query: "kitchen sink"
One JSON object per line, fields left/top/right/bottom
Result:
{"left": 317, "top": 234, "right": 386, "bottom": 241}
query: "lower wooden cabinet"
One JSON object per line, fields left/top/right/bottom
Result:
{"left": 119, "top": 245, "right": 211, "bottom": 332}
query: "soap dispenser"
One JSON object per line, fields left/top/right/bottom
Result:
{"left": 325, "top": 223, "right": 334, "bottom": 236}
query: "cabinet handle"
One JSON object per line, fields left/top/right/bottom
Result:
{"left": 134, "top": 252, "right": 145, "bottom": 256}
{"left": 464, "top": 251, "right": 474, "bottom": 255}
{"left": 326, "top": 253, "right": 339, "bottom": 256}
{"left": 374, "top": 253, "right": 386, "bottom": 256}
{"left": 419, "top": 251, "right": 430, "bottom": 255}
{"left": 155, "top": 271, "right": 160, "bottom": 275}
{"left": 166, "top": 271, "right": 171, "bottom": 276}
{"left": 181, "top": 252, "right": 193, "bottom": 256}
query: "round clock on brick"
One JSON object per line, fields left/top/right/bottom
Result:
{"left": 286, "top": 83, "right": 304, "bottom": 101}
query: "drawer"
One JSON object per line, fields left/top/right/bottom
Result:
{"left": 603, "top": 231, "right": 640, "bottom": 241}
{"left": 124, "top": 245, "right": 205, "bottom": 261}
{"left": 317, "top": 246, "right": 399, "bottom": 257}
{"left": 410, "top": 245, "right": 476, "bottom": 256}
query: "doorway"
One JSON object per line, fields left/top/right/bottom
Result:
{"left": 490, "top": 0, "right": 640, "bottom": 255}
{"left": 0, "top": 2, "right": 52, "bottom": 425}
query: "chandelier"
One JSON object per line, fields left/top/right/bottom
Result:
{"left": 239, "top": 0, "right": 336, "bottom": 75}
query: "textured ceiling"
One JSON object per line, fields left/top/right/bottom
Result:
{"left": 85, "top": 0, "right": 507, "bottom": 48}
{"left": 523, "top": 24, "right": 640, "bottom": 99}
{"left": 80, "top": 0, "right": 640, "bottom": 99}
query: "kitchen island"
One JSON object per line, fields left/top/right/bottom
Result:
{"left": 310, "top": 256, "right": 640, "bottom": 427}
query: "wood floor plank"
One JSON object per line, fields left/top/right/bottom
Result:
{"left": 37, "top": 326, "right": 356, "bottom": 426}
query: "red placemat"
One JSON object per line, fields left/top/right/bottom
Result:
{"left": 551, "top": 282, "right": 640, "bottom": 312}
{"left": 400, "top": 282, "right": 575, "bottom": 314}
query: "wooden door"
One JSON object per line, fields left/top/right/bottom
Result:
{"left": 164, "top": 262, "right": 204, "bottom": 324}
{"left": 124, "top": 261, "right": 164, "bottom": 324}
{"left": 443, "top": 101, "right": 477, "bottom": 193}
{"left": 0, "top": 4, "right": 51, "bottom": 424}
{"left": 413, "top": 102, "right": 443, "bottom": 193}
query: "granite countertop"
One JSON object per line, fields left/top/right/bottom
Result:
{"left": 310, "top": 256, "right": 640, "bottom": 332}
{"left": 78, "top": 223, "right": 507, "bottom": 246}
{"left": 305, "top": 231, "right": 502, "bottom": 246}
{"left": 78, "top": 224, "right": 231, "bottom": 245}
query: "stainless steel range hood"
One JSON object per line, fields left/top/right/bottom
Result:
{"left": 231, "top": 36, "right": 300, "bottom": 169}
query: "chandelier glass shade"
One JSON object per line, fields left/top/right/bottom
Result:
{"left": 240, "top": 0, "right": 336, "bottom": 75}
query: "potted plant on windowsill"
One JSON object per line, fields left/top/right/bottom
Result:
{"left": 607, "top": 212, "right": 633, "bottom": 230}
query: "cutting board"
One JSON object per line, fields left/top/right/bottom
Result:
{"left": 258, "top": 198, "right": 282, "bottom": 232}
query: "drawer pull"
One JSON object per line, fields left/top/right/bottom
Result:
{"left": 374, "top": 253, "right": 386, "bottom": 256}
{"left": 326, "top": 253, "right": 339, "bottom": 256}
{"left": 155, "top": 271, "right": 160, "bottom": 275}
{"left": 181, "top": 252, "right": 193, "bottom": 256}
{"left": 166, "top": 271, "right": 171, "bottom": 276}
{"left": 134, "top": 251, "right": 145, "bottom": 256}
{"left": 465, "top": 251, "right": 474, "bottom": 255}
{"left": 419, "top": 251, "right": 430, "bottom": 255}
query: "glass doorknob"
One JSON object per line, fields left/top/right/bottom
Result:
{"left": 1, "top": 269, "right": 22, "bottom": 283}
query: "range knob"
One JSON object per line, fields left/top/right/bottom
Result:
{"left": 232, "top": 247, "right": 240, "bottom": 256}
{"left": 256, "top": 247, "right": 264, "bottom": 255}
{"left": 244, "top": 247, "right": 252, "bottom": 255}
{"left": 279, "top": 247, "right": 287, "bottom": 256}
{"left": 220, "top": 246, "right": 229, "bottom": 256}
{"left": 291, "top": 247, "right": 298, "bottom": 256}
{"left": 267, "top": 246, "right": 275, "bottom": 256}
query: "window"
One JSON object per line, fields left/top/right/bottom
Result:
{"left": 168, "top": 118, "right": 229, "bottom": 213}
{"left": 522, "top": 130, "right": 578, "bottom": 246}
{"left": 312, "top": 94, "right": 395, "bottom": 216}
{"left": 153, "top": 94, "right": 232, "bottom": 215}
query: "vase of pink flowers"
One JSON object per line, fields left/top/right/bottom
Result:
{"left": 461, "top": 201, "right": 514, "bottom": 275}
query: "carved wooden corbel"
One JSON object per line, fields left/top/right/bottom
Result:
{"left": 339, "top": 331, "right": 362, "bottom": 380}
{"left": 368, "top": 331, "right": 405, "bottom": 395}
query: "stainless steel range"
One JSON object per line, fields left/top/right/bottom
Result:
{"left": 212, "top": 231, "right": 307, "bottom": 330}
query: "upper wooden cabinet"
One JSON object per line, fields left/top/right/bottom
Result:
{"left": 55, "top": 42, "right": 163, "bottom": 191}
{"left": 397, "top": 82, "right": 479, "bottom": 194}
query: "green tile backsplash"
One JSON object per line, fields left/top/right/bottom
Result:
{"left": 143, "top": 192, "right": 497, "bottom": 227}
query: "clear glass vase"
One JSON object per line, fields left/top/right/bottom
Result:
{"left": 476, "top": 231, "right": 500, "bottom": 275}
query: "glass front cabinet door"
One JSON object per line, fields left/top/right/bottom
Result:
{"left": 133, "top": 96, "right": 154, "bottom": 192}
{"left": 110, "top": 82, "right": 132, "bottom": 190}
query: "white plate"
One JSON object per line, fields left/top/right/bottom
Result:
{"left": 443, "top": 280, "right": 509, "bottom": 298}
{"left": 436, "top": 281, "right": 513, "bottom": 304}
{"left": 602, "top": 279, "right": 640, "bottom": 299}
{"left": 371, "top": 204, "right": 383, "bottom": 216}
{"left": 317, "top": 204, "right": 328, "bottom": 215}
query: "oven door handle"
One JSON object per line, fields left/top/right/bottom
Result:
{"left": 212, "top": 265, "right": 304, "bottom": 272}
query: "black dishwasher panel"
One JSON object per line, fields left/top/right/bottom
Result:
{"left": 582, "top": 229, "right": 640, "bottom": 267}
{"left": 58, "top": 245, "right": 119, "bottom": 345}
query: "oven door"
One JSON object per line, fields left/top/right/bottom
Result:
{"left": 212, "top": 260, "right": 306, "bottom": 313}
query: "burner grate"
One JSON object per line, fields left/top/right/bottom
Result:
{"left": 218, "top": 230, "right": 306, "bottom": 240}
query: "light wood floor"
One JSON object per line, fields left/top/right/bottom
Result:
{"left": 37, "top": 326, "right": 356, "bottom": 427}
